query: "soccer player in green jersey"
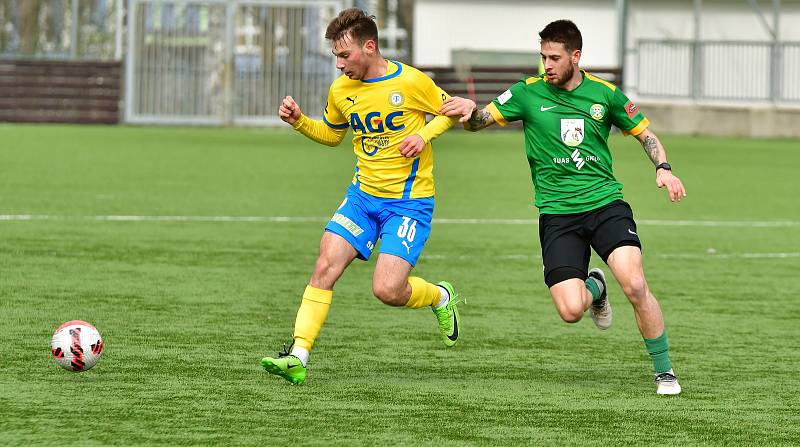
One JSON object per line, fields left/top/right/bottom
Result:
{"left": 441, "top": 20, "right": 686, "bottom": 395}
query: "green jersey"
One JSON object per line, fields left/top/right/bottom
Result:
{"left": 487, "top": 71, "right": 649, "bottom": 214}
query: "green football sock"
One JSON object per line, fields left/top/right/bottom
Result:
{"left": 643, "top": 331, "right": 673, "bottom": 374}
{"left": 585, "top": 277, "right": 601, "bottom": 302}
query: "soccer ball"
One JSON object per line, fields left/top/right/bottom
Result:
{"left": 51, "top": 320, "right": 104, "bottom": 372}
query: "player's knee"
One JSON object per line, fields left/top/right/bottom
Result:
{"left": 312, "top": 256, "right": 334, "bottom": 277}
{"left": 621, "top": 276, "right": 649, "bottom": 301}
{"left": 552, "top": 293, "right": 585, "bottom": 323}
{"left": 557, "top": 306, "right": 584, "bottom": 323}
{"left": 372, "top": 281, "right": 405, "bottom": 306}
{"left": 311, "top": 254, "right": 342, "bottom": 287}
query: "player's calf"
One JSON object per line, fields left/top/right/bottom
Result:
{"left": 372, "top": 280, "right": 410, "bottom": 307}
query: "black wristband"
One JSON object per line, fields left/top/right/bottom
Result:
{"left": 656, "top": 162, "right": 672, "bottom": 172}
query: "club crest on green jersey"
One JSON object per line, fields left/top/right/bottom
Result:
{"left": 590, "top": 104, "right": 605, "bottom": 120}
{"left": 561, "top": 119, "right": 584, "bottom": 147}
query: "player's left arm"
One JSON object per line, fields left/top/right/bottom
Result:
{"left": 399, "top": 115, "right": 458, "bottom": 157}
{"left": 398, "top": 71, "right": 461, "bottom": 157}
{"left": 633, "top": 128, "right": 687, "bottom": 202}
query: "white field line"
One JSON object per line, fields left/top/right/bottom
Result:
{"left": 422, "top": 252, "right": 800, "bottom": 261}
{"left": 1, "top": 215, "right": 795, "bottom": 261}
{"left": 1, "top": 214, "right": 799, "bottom": 227}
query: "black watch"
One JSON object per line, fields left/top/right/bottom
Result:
{"left": 656, "top": 162, "right": 672, "bottom": 172}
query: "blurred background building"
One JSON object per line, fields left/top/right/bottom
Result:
{"left": 1, "top": 0, "right": 799, "bottom": 136}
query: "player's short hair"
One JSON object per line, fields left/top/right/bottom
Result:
{"left": 325, "top": 8, "right": 379, "bottom": 47}
{"left": 539, "top": 20, "right": 583, "bottom": 52}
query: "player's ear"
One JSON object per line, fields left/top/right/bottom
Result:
{"left": 363, "top": 38, "right": 377, "bottom": 54}
{"left": 572, "top": 49, "right": 581, "bottom": 64}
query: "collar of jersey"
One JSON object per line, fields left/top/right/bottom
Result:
{"left": 362, "top": 60, "right": 402, "bottom": 83}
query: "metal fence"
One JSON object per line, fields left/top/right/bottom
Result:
{"left": 0, "top": 0, "right": 123, "bottom": 60}
{"left": 7, "top": 2, "right": 800, "bottom": 126}
{"left": 637, "top": 39, "right": 800, "bottom": 103}
{"left": 125, "top": 0, "right": 342, "bottom": 125}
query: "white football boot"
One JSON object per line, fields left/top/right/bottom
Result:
{"left": 655, "top": 370, "right": 682, "bottom": 395}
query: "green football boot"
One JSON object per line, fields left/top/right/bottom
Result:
{"left": 432, "top": 281, "right": 461, "bottom": 347}
{"left": 260, "top": 343, "right": 307, "bottom": 385}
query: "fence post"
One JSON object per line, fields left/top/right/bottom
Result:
{"left": 71, "top": 0, "right": 80, "bottom": 58}
{"left": 771, "top": 0, "right": 781, "bottom": 102}
{"left": 692, "top": 0, "right": 702, "bottom": 100}
{"left": 691, "top": 40, "right": 702, "bottom": 100}
{"left": 124, "top": 0, "right": 137, "bottom": 123}
{"left": 771, "top": 42, "right": 781, "bottom": 103}
{"left": 223, "top": 1, "right": 236, "bottom": 125}
{"left": 116, "top": 0, "right": 124, "bottom": 61}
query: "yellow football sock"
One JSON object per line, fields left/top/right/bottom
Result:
{"left": 292, "top": 285, "right": 333, "bottom": 351}
{"left": 405, "top": 276, "right": 442, "bottom": 309}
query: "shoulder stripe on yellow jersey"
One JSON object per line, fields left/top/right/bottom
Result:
{"left": 323, "top": 115, "right": 349, "bottom": 129}
{"left": 584, "top": 71, "right": 617, "bottom": 91}
{"left": 402, "top": 158, "right": 421, "bottom": 199}
{"left": 363, "top": 60, "right": 403, "bottom": 83}
{"left": 486, "top": 102, "right": 508, "bottom": 126}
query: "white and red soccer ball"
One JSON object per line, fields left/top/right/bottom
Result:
{"left": 51, "top": 320, "right": 103, "bottom": 372}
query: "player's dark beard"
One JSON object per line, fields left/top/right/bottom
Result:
{"left": 552, "top": 65, "right": 575, "bottom": 87}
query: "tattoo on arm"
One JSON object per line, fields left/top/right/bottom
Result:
{"left": 466, "top": 108, "right": 492, "bottom": 131}
{"left": 642, "top": 135, "right": 661, "bottom": 166}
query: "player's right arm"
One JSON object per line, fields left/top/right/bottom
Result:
{"left": 465, "top": 106, "right": 496, "bottom": 132}
{"left": 439, "top": 97, "right": 496, "bottom": 132}
{"left": 450, "top": 77, "right": 538, "bottom": 132}
{"left": 279, "top": 95, "right": 348, "bottom": 147}
{"left": 441, "top": 78, "right": 528, "bottom": 131}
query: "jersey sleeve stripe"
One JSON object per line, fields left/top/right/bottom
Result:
{"left": 486, "top": 102, "right": 508, "bottom": 127}
{"left": 401, "top": 157, "right": 421, "bottom": 199}
{"left": 584, "top": 71, "right": 617, "bottom": 91}
{"left": 323, "top": 115, "right": 349, "bottom": 129}
{"left": 623, "top": 117, "right": 650, "bottom": 136}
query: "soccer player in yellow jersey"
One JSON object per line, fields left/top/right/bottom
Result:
{"left": 260, "top": 8, "right": 462, "bottom": 384}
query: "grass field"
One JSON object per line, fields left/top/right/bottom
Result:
{"left": 1, "top": 123, "right": 799, "bottom": 445}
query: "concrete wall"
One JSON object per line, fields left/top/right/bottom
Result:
{"left": 640, "top": 101, "right": 800, "bottom": 138}
{"left": 413, "top": 0, "right": 800, "bottom": 138}
{"left": 413, "top": 0, "right": 618, "bottom": 67}
{"left": 625, "top": 0, "right": 800, "bottom": 96}
{"left": 414, "top": 0, "right": 800, "bottom": 67}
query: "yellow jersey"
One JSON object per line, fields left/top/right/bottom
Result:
{"left": 322, "top": 60, "right": 451, "bottom": 199}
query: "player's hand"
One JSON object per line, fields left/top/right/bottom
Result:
{"left": 440, "top": 97, "right": 477, "bottom": 123}
{"left": 656, "top": 169, "right": 687, "bottom": 202}
{"left": 399, "top": 134, "right": 425, "bottom": 158}
{"left": 278, "top": 96, "right": 302, "bottom": 125}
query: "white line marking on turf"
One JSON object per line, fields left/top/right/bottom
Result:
{"left": 657, "top": 252, "right": 800, "bottom": 259}
{"left": 0, "top": 214, "right": 328, "bottom": 223}
{"left": 1, "top": 215, "right": 795, "bottom": 261}
{"left": 422, "top": 252, "right": 800, "bottom": 261}
{"left": 1, "top": 214, "right": 799, "bottom": 227}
